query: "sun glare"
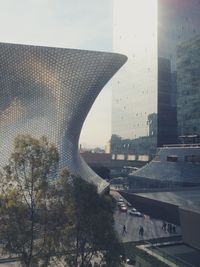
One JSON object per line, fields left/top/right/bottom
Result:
{"left": 113, "top": 0, "right": 158, "bottom": 52}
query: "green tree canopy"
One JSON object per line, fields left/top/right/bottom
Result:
{"left": 0, "top": 135, "right": 124, "bottom": 267}
{"left": 0, "top": 134, "right": 60, "bottom": 266}
{"left": 56, "top": 172, "right": 124, "bottom": 267}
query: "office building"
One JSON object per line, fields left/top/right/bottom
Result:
{"left": 128, "top": 145, "right": 200, "bottom": 188}
{"left": 111, "top": 0, "right": 200, "bottom": 161}
{"left": 177, "top": 38, "right": 200, "bottom": 140}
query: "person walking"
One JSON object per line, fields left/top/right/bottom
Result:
{"left": 122, "top": 224, "right": 127, "bottom": 235}
{"left": 139, "top": 226, "right": 144, "bottom": 238}
{"left": 162, "top": 221, "right": 167, "bottom": 231}
{"left": 172, "top": 224, "right": 176, "bottom": 234}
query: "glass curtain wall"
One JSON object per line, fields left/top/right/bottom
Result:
{"left": 112, "top": 0, "right": 200, "bottom": 162}
{"left": 112, "top": 0, "right": 158, "bottom": 161}
{"left": 158, "top": 0, "right": 200, "bottom": 145}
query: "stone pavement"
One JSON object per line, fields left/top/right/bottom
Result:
{"left": 112, "top": 190, "right": 181, "bottom": 243}
{"left": 0, "top": 262, "right": 18, "bottom": 266}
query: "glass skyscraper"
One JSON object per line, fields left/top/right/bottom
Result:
{"left": 177, "top": 38, "right": 200, "bottom": 140}
{"left": 111, "top": 0, "right": 200, "bottom": 161}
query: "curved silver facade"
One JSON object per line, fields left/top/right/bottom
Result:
{"left": 0, "top": 42, "right": 127, "bottom": 193}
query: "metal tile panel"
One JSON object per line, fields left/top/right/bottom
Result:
{"left": 0, "top": 42, "right": 127, "bottom": 193}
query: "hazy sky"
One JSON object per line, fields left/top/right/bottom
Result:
{"left": 0, "top": 0, "right": 115, "bottom": 148}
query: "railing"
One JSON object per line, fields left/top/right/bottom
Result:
{"left": 138, "top": 240, "right": 196, "bottom": 267}
{"left": 162, "top": 144, "right": 200, "bottom": 148}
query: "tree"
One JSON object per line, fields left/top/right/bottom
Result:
{"left": 0, "top": 134, "right": 60, "bottom": 267}
{"left": 57, "top": 173, "right": 124, "bottom": 267}
{"left": 0, "top": 134, "right": 124, "bottom": 267}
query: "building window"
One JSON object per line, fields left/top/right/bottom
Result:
{"left": 185, "top": 155, "right": 200, "bottom": 163}
{"left": 138, "top": 155, "right": 149, "bottom": 162}
{"left": 167, "top": 155, "right": 178, "bottom": 162}
{"left": 127, "top": 154, "right": 136, "bottom": 161}
{"left": 116, "top": 154, "right": 125, "bottom": 160}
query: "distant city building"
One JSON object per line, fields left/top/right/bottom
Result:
{"left": 111, "top": 0, "right": 200, "bottom": 161}
{"left": 129, "top": 145, "right": 200, "bottom": 188}
{"left": 177, "top": 38, "right": 200, "bottom": 140}
{"left": 0, "top": 42, "right": 127, "bottom": 193}
{"left": 104, "top": 140, "right": 111, "bottom": 154}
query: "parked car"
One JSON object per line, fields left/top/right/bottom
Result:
{"left": 119, "top": 203, "right": 127, "bottom": 212}
{"left": 129, "top": 208, "right": 142, "bottom": 217}
{"left": 129, "top": 208, "right": 137, "bottom": 212}
{"left": 117, "top": 198, "right": 124, "bottom": 206}
{"left": 126, "top": 258, "right": 135, "bottom": 265}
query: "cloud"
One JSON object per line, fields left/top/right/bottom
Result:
{"left": 0, "top": 0, "right": 112, "bottom": 51}
{"left": 0, "top": 0, "right": 113, "bottom": 147}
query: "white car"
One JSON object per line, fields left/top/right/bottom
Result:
{"left": 118, "top": 197, "right": 124, "bottom": 202}
{"left": 119, "top": 203, "right": 127, "bottom": 212}
{"left": 129, "top": 208, "right": 137, "bottom": 212}
{"left": 117, "top": 198, "right": 124, "bottom": 206}
{"left": 129, "top": 208, "right": 142, "bottom": 217}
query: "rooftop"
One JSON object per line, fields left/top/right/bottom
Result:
{"left": 136, "top": 189, "right": 200, "bottom": 213}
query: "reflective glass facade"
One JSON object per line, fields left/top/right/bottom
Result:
{"left": 0, "top": 42, "right": 126, "bottom": 193}
{"left": 158, "top": 0, "right": 200, "bottom": 146}
{"left": 112, "top": 0, "right": 200, "bottom": 160}
{"left": 112, "top": 0, "right": 157, "bottom": 160}
{"left": 177, "top": 38, "right": 200, "bottom": 138}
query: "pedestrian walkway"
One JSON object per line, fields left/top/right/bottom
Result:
{"left": 112, "top": 190, "right": 181, "bottom": 243}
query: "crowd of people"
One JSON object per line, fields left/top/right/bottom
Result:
{"left": 162, "top": 221, "right": 176, "bottom": 234}
{"left": 121, "top": 220, "right": 177, "bottom": 239}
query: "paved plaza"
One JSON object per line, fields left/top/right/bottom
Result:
{"left": 0, "top": 191, "right": 181, "bottom": 266}
{"left": 112, "top": 190, "right": 181, "bottom": 243}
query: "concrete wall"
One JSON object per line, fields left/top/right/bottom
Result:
{"left": 180, "top": 208, "right": 200, "bottom": 250}
{"left": 120, "top": 191, "right": 180, "bottom": 225}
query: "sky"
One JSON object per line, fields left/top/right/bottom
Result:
{"left": 0, "top": 0, "right": 115, "bottom": 148}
